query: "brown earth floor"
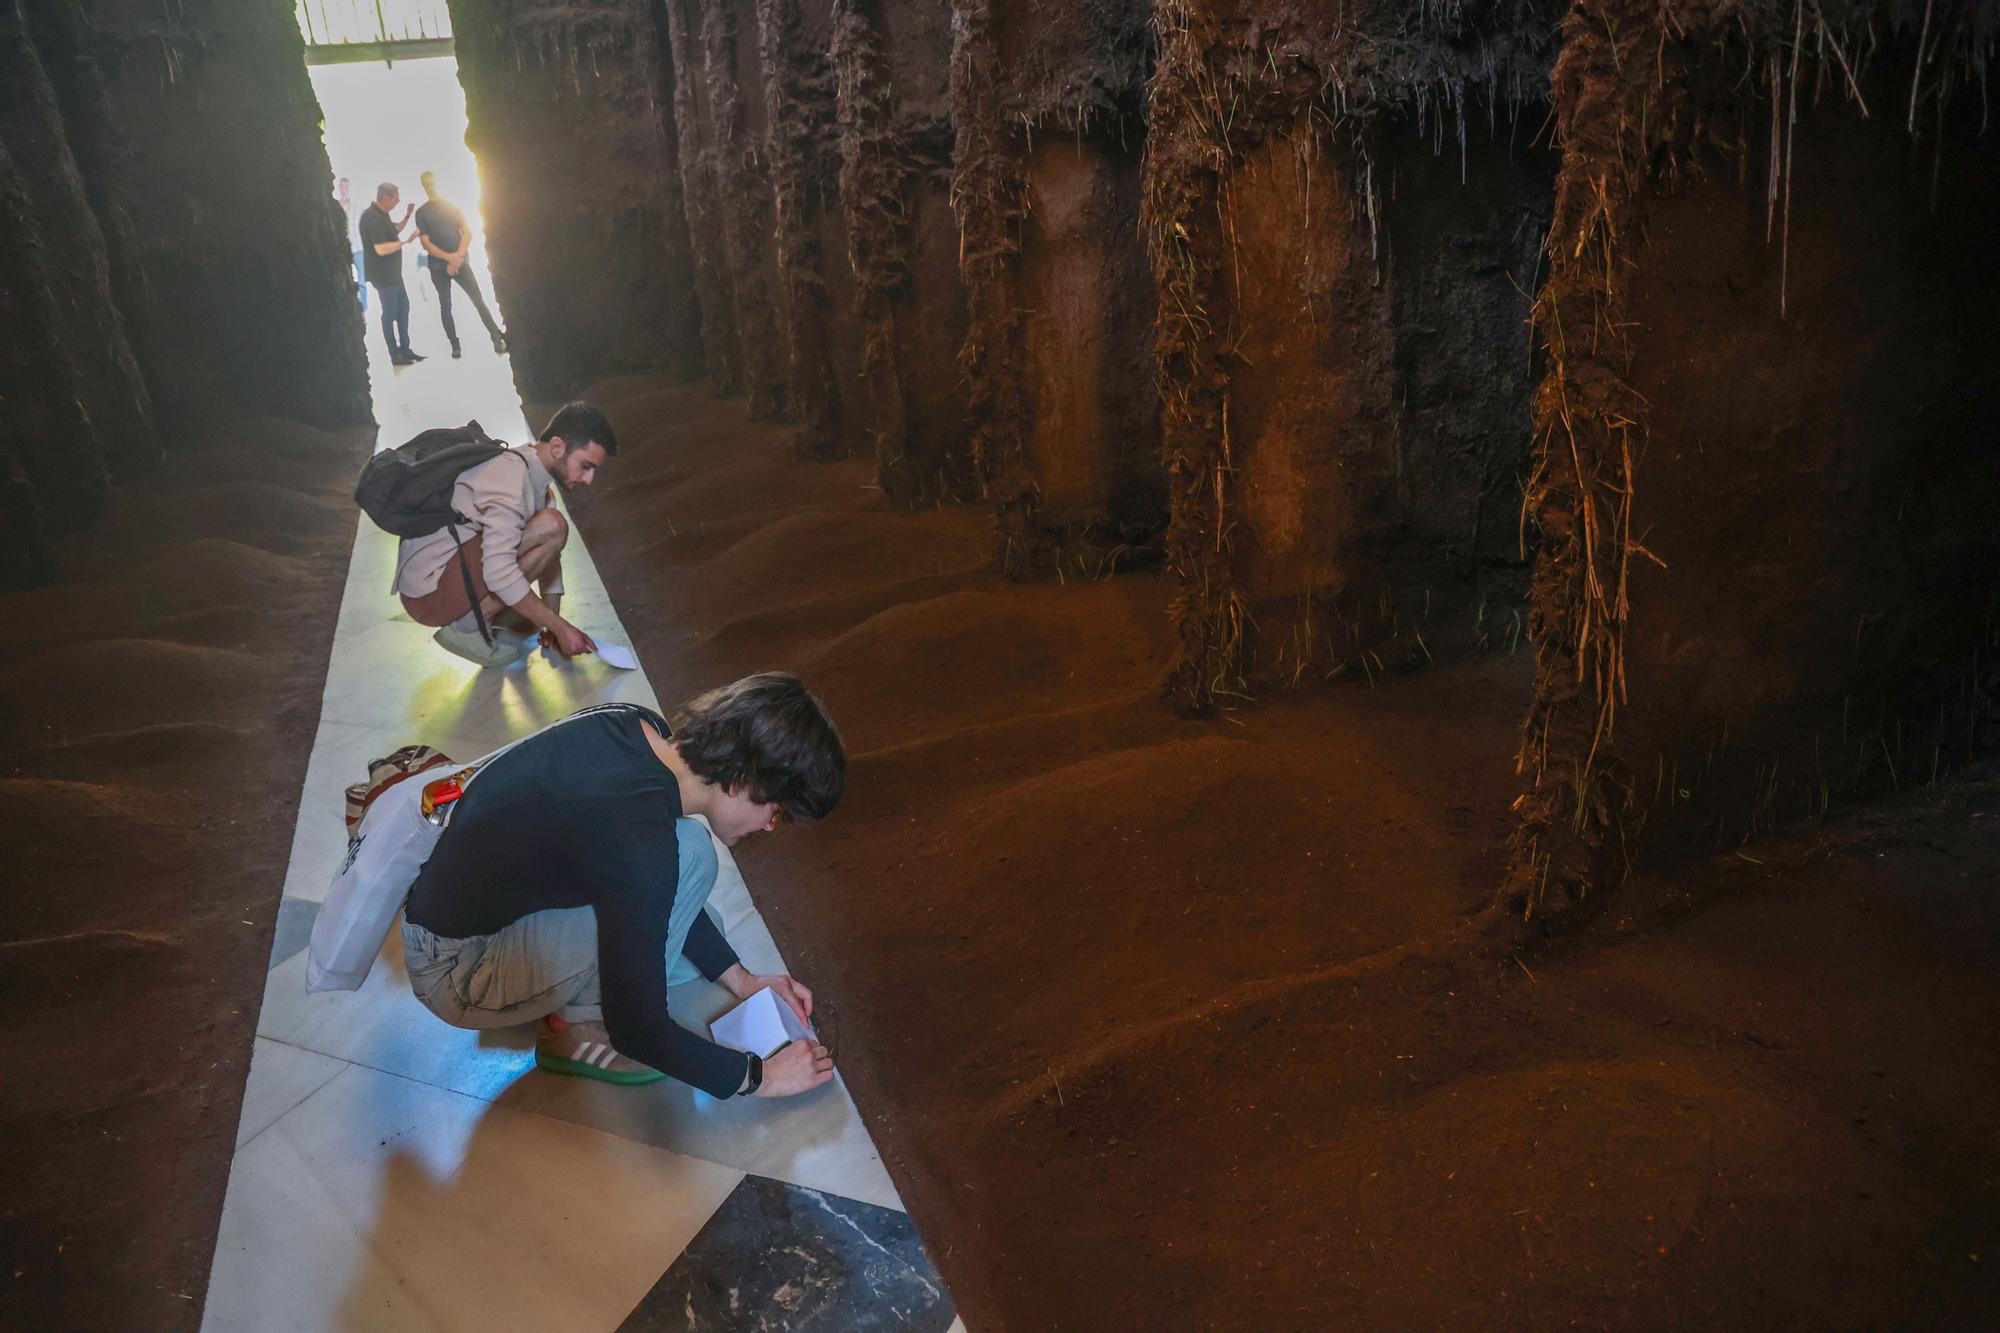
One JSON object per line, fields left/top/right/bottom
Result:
{"left": 566, "top": 377, "right": 2000, "bottom": 1331}
{"left": 0, "top": 421, "right": 370, "bottom": 1330}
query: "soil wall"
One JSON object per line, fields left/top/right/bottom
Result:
{"left": 829, "top": 0, "right": 974, "bottom": 504}
{"left": 1514, "top": 6, "right": 2000, "bottom": 919}
{"left": 757, "top": 0, "right": 851, "bottom": 459}
{"left": 1600, "top": 87, "right": 2000, "bottom": 871}
{"left": 0, "top": 3, "right": 157, "bottom": 488}
{"left": 451, "top": 0, "right": 705, "bottom": 400}
{"left": 954, "top": 0, "right": 1165, "bottom": 575}
{"left": 32, "top": 0, "right": 369, "bottom": 433}
{"left": 2, "top": 0, "right": 369, "bottom": 589}
{"left": 1145, "top": 1, "right": 1558, "bottom": 707}
{"left": 659, "top": 0, "right": 743, "bottom": 397}
{"left": 1017, "top": 138, "right": 1165, "bottom": 557}
{"left": 657, "top": 0, "right": 792, "bottom": 416}
{"left": 710, "top": 0, "right": 792, "bottom": 420}
{"left": 0, "top": 132, "right": 104, "bottom": 580}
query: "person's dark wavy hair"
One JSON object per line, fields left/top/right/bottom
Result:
{"left": 539, "top": 401, "right": 618, "bottom": 456}
{"left": 671, "top": 673, "right": 844, "bottom": 821}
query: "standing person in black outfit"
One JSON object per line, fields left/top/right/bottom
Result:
{"left": 358, "top": 181, "right": 425, "bottom": 366}
{"left": 414, "top": 170, "right": 507, "bottom": 359}
{"left": 399, "top": 674, "right": 843, "bottom": 1097}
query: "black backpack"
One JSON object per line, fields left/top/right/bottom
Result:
{"left": 356, "top": 421, "right": 516, "bottom": 645}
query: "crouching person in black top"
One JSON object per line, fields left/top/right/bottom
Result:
{"left": 400, "top": 673, "right": 842, "bottom": 1099}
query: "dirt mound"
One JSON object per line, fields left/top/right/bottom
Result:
{"left": 831, "top": 727, "right": 1481, "bottom": 1053}
{"left": 630, "top": 417, "right": 797, "bottom": 479}
{"left": 165, "top": 427, "right": 369, "bottom": 494}
{"left": 675, "top": 510, "right": 994, "bottom": 630}
{"left": 572, "top": 377, "right": 2000, "bottom": 1330}
{"left": 133, "top": 604, "right": 276, "bottom": 648}
{"left": 991, "top": 1015, "right": 1885, "bottom": 1329}
{"left": 3, "top": 407, "right": 361, "bottom": 1330}
{"left": 960, "top": 797, "right": 2000, "bottom": 1329}
{"left": 108, "top": 482, "right": 343, "bottom": 554}
{"left": 29, "top": 721, "right": 257, "bottom": 776}
{"left": 577, "top": 373, "right": 701, "bottom": 411}
{"left": 17, "top": 539, "right": 303, "bottom": 643}
{"left": 0, "top": 639, "right": 264, "bottom": 750}
{"left": 652, "top": 454, "right": 877, "bottom": 530}
{"left": 685, "top": 568, "right": 991, "bottom": 680}
{"left": 0, "top": 778, "right": 177, "bottom": 938}
{"left": 798, "top": 582, "right": 1170, "bottom": 751}
{"left": 199, "top": 416, "right": 366, "bottom": 461}
{"left": 586, "top": 382, "right": 740, "bottom": 448}
{"left": 0, "top": 775, "right": 169, "bottom": 829}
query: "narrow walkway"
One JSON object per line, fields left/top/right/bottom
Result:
{"left": 202, "top": 337, "right": 961, "bottom": 1330}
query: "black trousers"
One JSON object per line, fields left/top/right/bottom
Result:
{"left": 430, "top": 264, "right": 503, "bottom": 347}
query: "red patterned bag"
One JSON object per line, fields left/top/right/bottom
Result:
{"left": 342, "top": 744, "right": 456, "bottom": 836}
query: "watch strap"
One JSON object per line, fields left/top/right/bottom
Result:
{"left": 740, "top": 1052, "right": 764, "bottom": 1097}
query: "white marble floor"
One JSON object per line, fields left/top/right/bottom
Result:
{"left": 203, "top": 326, "right": 961, "bottom": 1330}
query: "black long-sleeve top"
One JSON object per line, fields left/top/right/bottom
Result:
{"left": 405, "top": 705, "right": 751, "bottom": 1096}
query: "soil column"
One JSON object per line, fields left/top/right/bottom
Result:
{"left": 452, "top": 0, "right": 705, "bottom": 398}
{"left": 34, "top": 0, "right": 370, "bottom": 434}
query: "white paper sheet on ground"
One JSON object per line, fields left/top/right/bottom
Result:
{"left": 709, "top": 986, "right": 811, "bottom": 1059}
{"left": 593, "top": 642, "right": 640, "bottom": 670}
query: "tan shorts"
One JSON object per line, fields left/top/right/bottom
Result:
{"left": 401, "top": 535, "right": 491, "bottom": 628}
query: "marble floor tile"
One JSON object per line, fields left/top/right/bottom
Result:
{"left": 258, "top": 936, "right": 537, "bottom": 1104}
{"left": 206, "top": 1126, "right": 445, "bottom": 1333}
{"left": 207, "top": 1063, "right": 742, "bottom": 1333}
{"left": 268, "top": 896, "right": 323, "bottom": 971}
{"left": 233, "top": 1037, "right": 349, "bottom": 1151}
{"left": 619, "top": 1176, "right": 952, "bottom": 1331}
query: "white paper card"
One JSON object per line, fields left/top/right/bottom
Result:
{"left": 709, "top": 986, "right": 810, "bottom": 1058}
{"left": 593, "top": 642, "right": 640, "bottom": 670}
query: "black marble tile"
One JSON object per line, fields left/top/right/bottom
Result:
{"left": 619, "top": 1175, "right": 955, "bottom": 1332}
{"left": 268, "top": 895, "right": 321, "bottom": 971}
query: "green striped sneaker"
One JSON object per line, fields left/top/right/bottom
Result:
{"left": 535, "top": 1019, "right": 665, "bottom": 1084}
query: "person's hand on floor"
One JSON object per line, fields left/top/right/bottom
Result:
{"left": 757, "top": 1038, "right": 834, "bottom": 1097}
{"left": 542, "top": 619, "right": 597, "bottom": 658}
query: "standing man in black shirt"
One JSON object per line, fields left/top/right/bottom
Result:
{"left": 400, "top": 674, "right": 844, "bottom": 1099}
{"left": 414, "top": 170, "right": 508, "bottom": 359}
{"left": 357, "top": 181, "right": 425, "bottom": 366}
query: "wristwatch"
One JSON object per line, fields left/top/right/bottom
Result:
{"left": 739, "top": 1052, "right": 764, "bottom": 1097}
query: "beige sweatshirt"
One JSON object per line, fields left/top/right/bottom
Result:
{"left": 392, "top": 443, "right": 564, "bottom": 606}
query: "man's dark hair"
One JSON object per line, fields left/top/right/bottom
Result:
{"left": 671, "top": 673, "right": 844, "bottom": 822}
{"left": 539, "top": 401, "right": 618, "bottom": 456}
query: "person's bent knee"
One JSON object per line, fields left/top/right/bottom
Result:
{"left": 524, "top": 507, "right": 569, "bottom": 550}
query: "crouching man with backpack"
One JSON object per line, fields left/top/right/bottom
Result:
{"left": 390, "top": 401, "right": 616, "bottom": 668}
{"left": 401, "top": 675, "right": 842, "bottom": 1096}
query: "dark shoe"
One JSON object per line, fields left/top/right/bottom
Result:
{"left": 405, "top": 350, "right": 427, "bottom": 362}
{"left": 389, "top": 354, "right": 416, "bottom": 366}
{"left": 450, "top": 343, "right": 463, "bottom": 359}
{"left": 492, "top": 334, "right": 507, "bottom": 355}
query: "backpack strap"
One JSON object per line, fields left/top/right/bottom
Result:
{"left": 448, "top": 521, "right": 496, "bottom": 646}
{"left": 448, "top": 448, "right": 534, "bottom": 649}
